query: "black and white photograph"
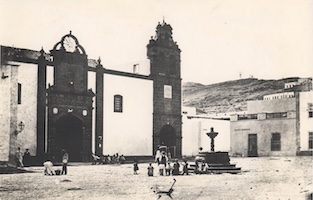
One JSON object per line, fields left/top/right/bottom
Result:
{"left": 0, "top": 0, "right": 312, "bottom": 199}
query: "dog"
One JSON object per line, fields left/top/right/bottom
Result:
{"left": 151, "top": 178, "right": 176, "bottom": 199}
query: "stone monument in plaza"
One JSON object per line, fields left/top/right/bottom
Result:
{"left": 197, "top": 127, "right": 241, "bottom": 174}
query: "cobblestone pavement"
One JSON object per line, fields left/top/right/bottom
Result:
{"left": 0, "top": 157, "right": 312, "bottom": 200}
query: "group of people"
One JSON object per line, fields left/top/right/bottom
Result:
{"left": 92, "top": 153, "right": 126, "bottom": 165}
{"left": 140, "top": 146, "right": 190, "bottom": 177}
{"left": 194, "top": 157, "right": 209, "bottom": 174}
{"left": 147, "top": 159, "right": 189, "bottom": 176}
{"left": 43, "top": 149, "right": 69, "bottom": 176}
{"left": 15, "top": 147, "right": 31, "bottom": 167}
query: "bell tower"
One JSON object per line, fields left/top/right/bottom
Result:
{"left": 47, "top": 32, "right": 94, "bottom": 161}
{"left": 147, "top": 21, "right": 182, "bottom": 157}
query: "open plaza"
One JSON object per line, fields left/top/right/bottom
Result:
{"left": 0, "top": 156, "right": 312, "bottom": 200}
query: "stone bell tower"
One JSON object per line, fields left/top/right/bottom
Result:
{"left": 47, "top": 32, "right": 94, "bottom": 161}
{"left": 147, "top": 21, "right": 182, "bottom": 157}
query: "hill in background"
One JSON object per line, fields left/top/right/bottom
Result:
{"left": 182, "top": 77, "right": 309, "bottom": 114}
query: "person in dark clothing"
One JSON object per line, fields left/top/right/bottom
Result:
{"left": 159, "top": 152, "right": 168, "bottom": 176}
{"left": 147, "top": 163, "right": 154, "bottom": 176}
{"left": 133, "top": 157, "right": 139, "bottom": 175}
{"left": 182, "top": 160, "right": 189, "bottom": 175}
{"left": 23, "top": 149, "right": 31, "bottom": 167}
{"left": 172, "top": 159, "right": 180, "bottom": 175}
{"left": 119, "top": 155, "right": 126, "bottom": 164}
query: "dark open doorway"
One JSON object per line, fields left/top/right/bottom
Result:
{"left": 159, "top": 125, "right": 176, "bottom": 157}
{"left": 55, "top": 115, "right": 84, "bottom": 161}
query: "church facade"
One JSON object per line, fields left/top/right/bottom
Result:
{"left": 0, "top": 21, "right": 182, "bottom": 163}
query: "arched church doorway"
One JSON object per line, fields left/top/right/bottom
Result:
{"left": 55, "top": 115, "right": 84, "bottom": 161}
{"left": 159, "top": 125, "right": 177, "bottom": 157}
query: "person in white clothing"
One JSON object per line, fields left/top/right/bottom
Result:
{"left": 43, "top": 161, "right": 55, "bottom": 175}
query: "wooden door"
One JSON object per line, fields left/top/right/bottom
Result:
{"left": 248, "top": 134, "right": 258, "bottom": 157}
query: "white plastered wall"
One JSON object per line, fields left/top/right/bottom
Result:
{"left": 103, "top": 74, "right": 153, "bottom": 156}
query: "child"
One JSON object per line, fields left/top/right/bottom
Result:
{"left": 165, "top": 162, "right": 172, "bottom": 176}
{"left": 133, "top": 158, "right": 139, "bottom": 175}
{"left": 147, "top": 163, "right": 154, "bottom": 176}
{"left": 172, "top": 159, "right": 180, "bottom": 175}
{"left": 182, "top": 160, "right": 189, "bottom": 175}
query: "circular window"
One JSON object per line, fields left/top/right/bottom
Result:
{"left": 82, "top": 110, "right": 88, "bottom": 116}
{"left": 53, "top": 107, "right": 58, "bottom": 114}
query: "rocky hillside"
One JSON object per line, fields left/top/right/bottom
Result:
{"left": 182, "top": 77, "right": 309, "bottom": 114}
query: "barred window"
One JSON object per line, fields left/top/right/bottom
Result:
{"left": 309, "top": 132, "right": 313, "bottom": 149}
{"left": 271, "top": 133, "right": 281, "bottom": 151}
{"left": 114, "top": 95, "right": 123, "bottom": 113}
{"left": 309, "top": 111, "right": 313, "bottom": 118}
{"left": 18, "top": 83, "right": 22, "bottom": 104}
{"left": 266, "top": 112, "right": 287, "bottom": 119}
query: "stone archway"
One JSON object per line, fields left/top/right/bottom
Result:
{"left": 159, "top": 125, "right": 177, "bottom": 157}
{"left": 55, "top": 115, "right": 84, "bottom": 161}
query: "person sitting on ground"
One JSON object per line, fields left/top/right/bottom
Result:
{"left": 147, "top": 163, "right": 154, "bottom": 176}
{"left": 119, "top": 155, "right": 126, "bottom": 164}
{"left": 43, "top": 161, "right": 55, "bottom": 175}
{"left": 92, "top": 153, "right": 100, "bottom": 165}
{"left": 112, "top": 154, "right": 116, "bottom": 164}
{"left": 99, "top": 154, "right": 106, "bottom": 164}
{"left": 107, "top": 155, "right": 111, "bottom": 164}
{"left": 115, "top": 153, "right": 119, "bottom": 164}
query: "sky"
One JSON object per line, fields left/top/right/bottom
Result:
{"left": 0, "top": 0, "right": 312, "bottom": 85}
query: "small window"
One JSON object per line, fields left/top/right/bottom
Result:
{"left": 18, "top": 83, "right": 22, "bottom": 104}
{"left": 309, "top": 132, "right": 313, "bottom": 149}
{"left": 309, "top": 111, "right": 313, "bottom": 118}
{"left": 271, "top": 133, "right": 281, "bottom": 151}
{"left": 114, "top": 95, "right": 123, "bottom": 113}
{"left": 238, "top": 114, "right": 257, "bottom": 120}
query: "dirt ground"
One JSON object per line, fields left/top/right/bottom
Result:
{"left": 0, "top": 156, "right": 312, "bottom": 200}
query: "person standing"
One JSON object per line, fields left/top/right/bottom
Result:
{"left": 182, "top": 160, "right": 189, "bottom": 175}
{"left": 147, "top": 163, "right": 154, "bottom": 176}
{"left": 133, "top": 157, "right": 139, "bottom": 175}
{"left": 155, "top": 145, "right": 161, "bottom": 165}
{"left": 61, "top": 149, "right": 69, "bottom": 175}
{"left": 165, "top": 162, "right": 172, "bottom": 176}
{"left": 15, "top": 147, "right": 24, "bottom": 167}
{"left": 172, "top": 159, "right": 180, "bottom": 175}
{"left": 159, "top": 152, "right": 168, "bottom": 176}
{"left": 23, "top": 149, "right": 31, "bottom": 167}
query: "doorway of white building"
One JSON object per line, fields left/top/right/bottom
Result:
{"left": 248, "top": 134, "right": 258, "bottom": 157}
